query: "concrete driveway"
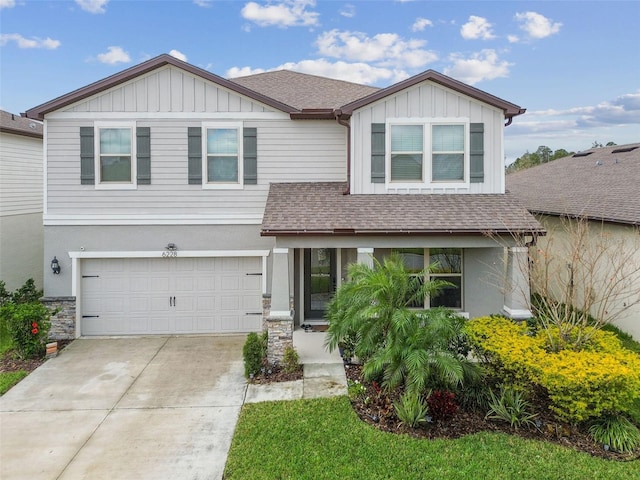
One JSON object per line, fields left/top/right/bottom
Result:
{"left": 0, "top": 336, "right": 247, "bottom": 480}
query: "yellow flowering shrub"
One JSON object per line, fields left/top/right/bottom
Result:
{"left": 465, "top": 316, "right": 640, "bottom": 424}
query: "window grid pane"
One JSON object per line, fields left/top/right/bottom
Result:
{"left": 391, "top": 125, "right": 423, "bottom": 151}
{"left": 432, "top": 154, "right": 464, "bottom": 181}
{"left": 208, "top": 156, "right": 238, "bottom": 182}
{"left": 100, "top": 156, "right": 131, "bottom": 182}
{"left": 207, "top": 129, "right": 238, "bottom": 155}
{"left": 100, "top": 128, "right": 131, "bottom": 155}
{"left": 432, "top": 125, "right": 464, "bottom": 152}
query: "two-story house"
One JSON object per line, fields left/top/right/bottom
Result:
{"left": 0, "top": 110, "right": 44, "bottom": 291}
{"left": 25, "top": 54, "right": 543, "bottom": 358}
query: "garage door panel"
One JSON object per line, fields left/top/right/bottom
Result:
{"left": 81, "top": 256, "right": 262, "bottom": 336}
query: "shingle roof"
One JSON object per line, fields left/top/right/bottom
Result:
{"left": 230, "top": 70, "right": 380, "bottom": 110}
{"left": 506, "top": 143, "right": 640, "bottom": 226}
{"left": 262, "top": 182, "right": 544, "bottom": 236}
{"left": 0, "top": 110, "right": 43, "bottom": 138}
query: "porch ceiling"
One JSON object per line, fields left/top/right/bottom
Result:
{"left": 261, "top": 182, "right": 545, "bottom": 237}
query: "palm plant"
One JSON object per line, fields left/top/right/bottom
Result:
{"left": 325, "top": 254, "right": 480, "bottom": 396}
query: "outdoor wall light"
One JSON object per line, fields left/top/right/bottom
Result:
{"left": 51, "top": 256, "right": 61, "bottom": 275}
{"left": 166, "top": 243, "right": 177, "bottom": 251}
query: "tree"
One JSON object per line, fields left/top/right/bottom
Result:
{"left": 325, "top": 254, "right": 479, "bottom": 394}
{"left": 506, "top": 218, "right": 640, "bottom": 351}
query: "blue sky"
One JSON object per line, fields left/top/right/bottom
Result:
{"left": 1, "top": 0, "right": 639, "bottom": 163}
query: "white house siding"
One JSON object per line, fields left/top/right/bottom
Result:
{"left": 349, "top": 80, "right": 505, "bottom": 195}
{"left": 0, "top": 133, "right": 42, "bottom": 216}
{"left": 63, "top": 66, "right": 269, "bottom": 114}
{"left": 0, "top": 132, "right": 43, "bottom": 289}
{"left": 44, "top": 118, "right": 346, "bottom": 219}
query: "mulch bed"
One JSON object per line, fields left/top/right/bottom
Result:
{"left": 344, "top": 364, "right": 639, "bottom": 462}
{"left": 248, "top": 364, "right": 304, "bottom": 384}
{"left": 0, "top": 339, "right": 73, "bottom": 375}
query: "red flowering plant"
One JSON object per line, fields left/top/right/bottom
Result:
{"left": 427, "top": 390, "right": 459, "bottom": 421}
{"left": 0, "top": 302, "right": 52, "bottom": 359}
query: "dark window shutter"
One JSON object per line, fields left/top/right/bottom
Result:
{"left": 136, "top": 127, "right": 151, "bottom": 185}
{"left": 188, "top": 127, "right": 202, "bottom": 184}
{"left": 371, "top": 123, "right": 385, "bottom": 183}
{"left": 470, "top": 123, "right": 484, "bottom": 183}
{"left": 243, "top": 127, "right": 257, "bottom": 185}
{"left": 80, "top": 127, "right": 95, "bottom": 185}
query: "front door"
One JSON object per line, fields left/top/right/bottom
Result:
{"left": 304, "top": 248, "right": 337, "bottom": 320}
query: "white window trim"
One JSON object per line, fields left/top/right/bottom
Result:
{"left": 385, "top": 118, "right": 470, "bottom": 190}
{"left": 202, "top": 122, "right": 244, "bottom": 190}
{"left": 94, "top": 121, "right": 137, "bottom": 190}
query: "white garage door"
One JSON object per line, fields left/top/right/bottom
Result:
{"left": 81, "top": 257, "right": 263, "bottom": 336}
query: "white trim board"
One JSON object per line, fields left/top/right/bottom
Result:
{"left": 68, "top": 249, "right": 271, "bottom": 259}
{"left": 44, "top": 214, "right": 263, "bottom": 226}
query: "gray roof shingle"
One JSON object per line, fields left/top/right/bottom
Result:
{"left": 0, "top": 110, "right": 43, "bottom": 138}
{"left": 230, "top": 70, "right": 380, "bottom": 110}
{"left": 262, "top": 182, "right": 544, "bottom": 236}
{"left": 506, "top": 143, "right": 640, "bottom": 226}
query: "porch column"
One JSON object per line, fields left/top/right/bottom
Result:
{"left": 357, "top": 247, "right": 374, "bottom": 268}
{"left": 503, "top": 246, "right": 533, "bottom": 320}
{"left": 266, "top": 247, "right": 293, "bottom": 363}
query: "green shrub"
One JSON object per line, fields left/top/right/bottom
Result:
{"left": 589, "top": 415, "right": 640, "bottom": 453}
{"left": 466, "top": 316, "right": 640, "bottom": 424}
{"left": 394, "top": 391, "right": 429, "bottom": 428}
{"left": 0, "top": 302, "right": 51, "bottom": 359}
{"left": 282, "top": 344, "right": 300, "bottom": 374}
{"left": 243, "top": 332, "right": 266, "bottom": 378}
{"left": 486, "top": 385, "right": 538, "bottom": 430}
{"left": 11, "top": 279, "right": 42, "bottom": 304}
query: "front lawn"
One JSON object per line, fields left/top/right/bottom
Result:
{"left": 0, "top": 370, "right": 28, "bottom": 395}
{"left": 224, "top": 396, "right": 640, "bottom": 480}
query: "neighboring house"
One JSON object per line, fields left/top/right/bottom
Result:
{"left": 25, "top": 54, "right": 543, "bottom": 358}
{"left": 507, "top": 143, "right": 640, "bottom": 340}
{"left": 0, "top": 110, "right": 44, "bottom": 291}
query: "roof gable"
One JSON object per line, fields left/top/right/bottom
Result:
{"left": 340, "top": 70, "right": 525, "bottom": 120}
{"left": 25, "top": 54, "right": 297, "bottom": 119}
{"left": 506, "top": 143, "right": 640, "bottom": 226}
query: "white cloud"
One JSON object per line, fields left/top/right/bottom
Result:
{"left": 96, "top": 46, "right": 130, "bottom": 64}
{"left": 444, "top": 49, "right": 512, "bottom": 85}
{"left": 339, "top": 4, "right": 355, "bottom": 18}
{"left": 241, "top": 0, "right": 319, "bottom": 28}
{"left": 411, "top": 17, "right": 433, "bottom": 32}
{"left": 515, "top": 11, "right": 562, "bottom": 39}
{"left": 507, "top": 35, "right": 519, "bottom": 43}
{"left": 169, "top": 49, "right": 188, "bottom": 62}
{"left": 75, "top": 0, "right": 109, "bottom": 14}
{"left": 0, "top": 0, "right": 16, "bottom": 9}
{"left": 460, "top": 15, "right": 495, "bottom": 40}
{"left": 0, "top": 33, "right": 61, "bottom": 49}
{"left": 193, "top": 0, "right": 212, "bottom": 7}
{"left": 316, "top": 29, "right": 437, "bottom": 69}
{"left": 228, "top": 58, "right": 408, "bottom": 85}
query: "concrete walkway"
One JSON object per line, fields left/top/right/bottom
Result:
{"left": 0, "top": 330, "right": 348, "bottom": 480}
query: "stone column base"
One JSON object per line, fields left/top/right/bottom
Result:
{"left": 265, "top": 314, "right": 293, "bottom": 364}
{"left": 41, "top": 296, "right": 76, "bottom": 340}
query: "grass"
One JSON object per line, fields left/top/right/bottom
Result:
{"left": 224, "top": 396, "right": 640, "bottom": 480}
{"left": 0, "top": 370, "right": 28, "bottom": 395}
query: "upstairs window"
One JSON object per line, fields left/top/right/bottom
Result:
{"left": 99, "top": 127, "right": 132, "bottom": 182}
{"left": 206, "top": 128, "right": 240, "bottom": 183}
{"left": 432, "top": 125, "right": 464, "bottom": 182}
{"left": 390, "top": 125, "right": 423, "bottom": 181}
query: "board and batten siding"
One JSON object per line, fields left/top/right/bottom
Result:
{"left": 0, "top": 132, "right": 43, "bottom": 216}
{"left": 44, "top": 118, "right": 346, "bottom": 217}
{"left": 350, "top": 80, "right": 505, "bottom": 195}
{"left": 62, "top": 65, "right": 271, "bottom": 114}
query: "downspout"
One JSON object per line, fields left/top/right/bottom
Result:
{"left": 334, "top": 109, "right": 351, "bottom": 195}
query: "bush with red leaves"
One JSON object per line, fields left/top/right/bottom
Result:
{"left": 427, "top": 390, "right": 458, "bottom": 421}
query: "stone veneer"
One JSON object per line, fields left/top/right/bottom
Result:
{"left": 262, "top": 294, "right": 295, "bottom": 363}
{"left": 41, "top": 296, "right": 76, "bottom": 340}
